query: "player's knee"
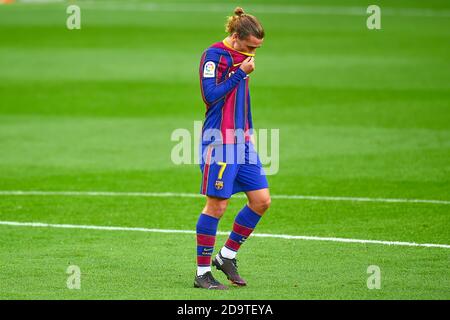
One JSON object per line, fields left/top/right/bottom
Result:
{"left": 205, "top": 200, "right": 228, "bottom": 218}
{"left": 214, "top": 202, "right": 228, "bottom": 217}
{"left": 260, "top": 196, "right": 271, "bottom": 212}
{"left": 250, "top": 196, "right": 271, "bottom": 214}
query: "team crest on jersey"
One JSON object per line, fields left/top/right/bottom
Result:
{"left": 215, "top": 180, "right": 224, "bottom": 190}
{"left": 203, "top": 61, "right": 215, "bottom": 78}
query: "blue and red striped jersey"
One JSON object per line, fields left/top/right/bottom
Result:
{"left": 199, "top": 40, "right": 254, "bottom": 145}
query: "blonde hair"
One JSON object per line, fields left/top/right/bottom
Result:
{"left": 225, "top": 7, "right": 265, "bottom": 39}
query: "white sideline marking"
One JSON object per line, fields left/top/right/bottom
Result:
{"left": 0, "top": 190, "right": 449, "bottom": 205}
{"left": 0, "top": 220, "right": 449, "bottom": 249}
{"left": 13, "top": 0, "right": 450, "bottom": 18}
{"left": 76, "top": 2, "right": 450, "bottom": 18}
{"left": 18, "top": 0, "right": 64, "bottom": 3}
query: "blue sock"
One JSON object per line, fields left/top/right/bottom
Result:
{"left": 223, "top": 205, "right": 261, "bottom": 256}
{"left": 196, "top": 214, "right": 219, "bottom": 274}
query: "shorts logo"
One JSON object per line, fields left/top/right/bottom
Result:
{"left": 203, "top": 61, "right": 215, "bottom": 78}
{"left": 215, "top": 180, "right": 224, "bottom": 190}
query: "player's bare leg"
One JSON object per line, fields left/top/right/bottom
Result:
{"left": 194, "top": 196, "right": 229, "bottom": 290}
{"left": 203, "top": 196, "right": 229, "bottom": 219}
{"left": 214, "top": 188, "right": 271, "bottom": 286}
{"left": 245, "top": 188, "right": 271, "bottom": 216}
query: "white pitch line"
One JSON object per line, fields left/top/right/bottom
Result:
{"left": 76, "top": 2, "right": 450, "bottom": 18}
{"left": 11, "top": 1, "right": 450, "bottom": 18}
{"left": 0, "top": 190, "right": 449, "bottom": 205}
{"left": 0, "top": 220, "right": 449, "bottom": 249}
{"left": 17, "top": 0, "right": 64, "bottom": 3}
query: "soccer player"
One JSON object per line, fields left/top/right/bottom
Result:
{"left": 194, "top": 7, "right": 270, "bottom": 290}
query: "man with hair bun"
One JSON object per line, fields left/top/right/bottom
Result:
{"left": 194, "top": 7, "right": 270, "bottom": 290}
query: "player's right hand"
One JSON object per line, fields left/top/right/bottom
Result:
{"left": 240, "top": 57, "right": 255, "bottom": 74}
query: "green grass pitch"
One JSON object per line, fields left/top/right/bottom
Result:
{"left": 0, "top": 0, "right": 449, "bottom": 299}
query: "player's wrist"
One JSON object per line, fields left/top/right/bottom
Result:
{"left": 236, "top": 68, "right": 247, "bottom": 78}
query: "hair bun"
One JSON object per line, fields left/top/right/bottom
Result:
{"left": 234, "top": 7, "right": 245, "bottom": 16}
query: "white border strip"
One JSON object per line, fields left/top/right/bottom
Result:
{"left": 0, "top": 220, "right": 449, "bottom": 249}
{"left": 0, "top": 190, "right": 449, "bottom": 205}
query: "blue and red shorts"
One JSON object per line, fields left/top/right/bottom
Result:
{"left": 199, "top": 142, "right": 269, "bottom": 199}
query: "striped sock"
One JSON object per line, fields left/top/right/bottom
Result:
{"left": 221, "top": 205, "right": 262, "bottom": 259}
{"left": 196, "top": 213, "right": 219, "bottom": 276}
